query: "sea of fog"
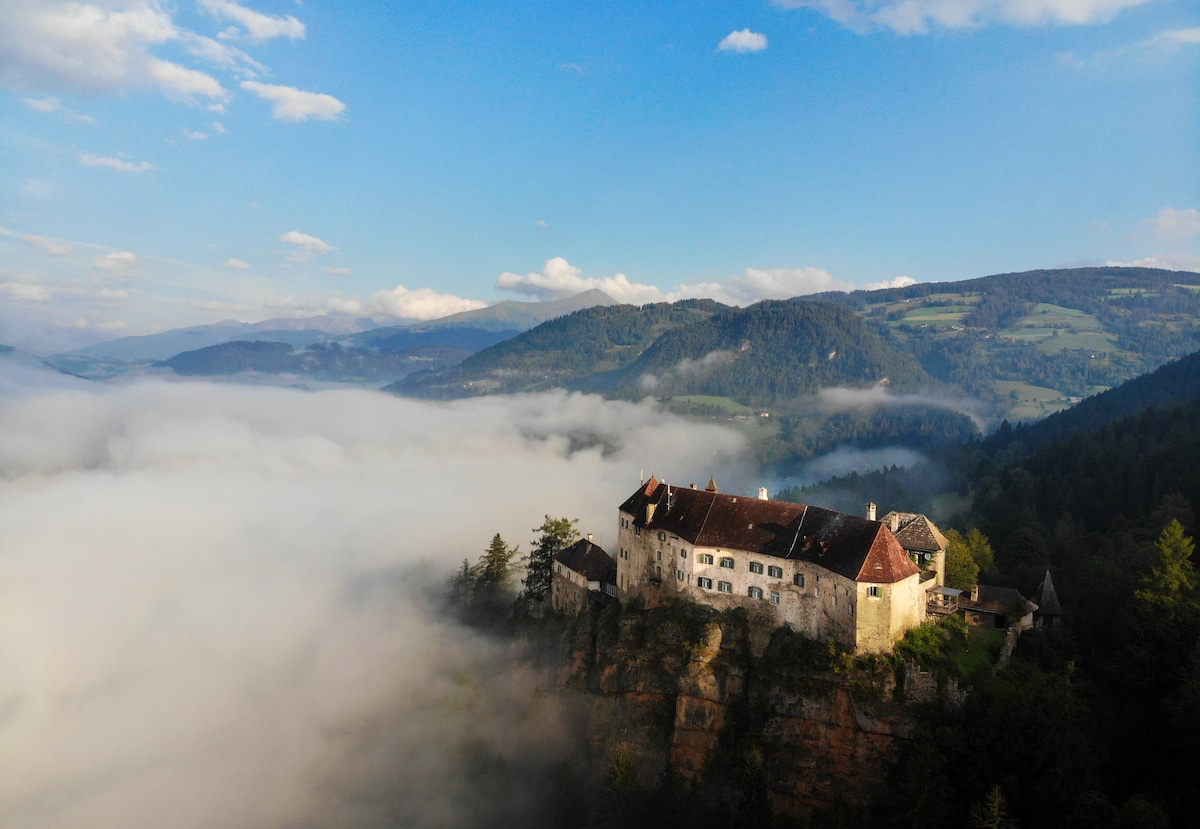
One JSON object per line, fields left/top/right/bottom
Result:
{"left": 0, "top": 370, "right": 751, "bottom": 829}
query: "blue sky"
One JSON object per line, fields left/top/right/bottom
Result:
{"left": 1, "top": 0, "right": 1197, "bottom": 352}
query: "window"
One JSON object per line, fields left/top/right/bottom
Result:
{"left": 658, "top": 531, "right": 667, "bottom": 541}
{"left": 768, "top": 565, "right": 783, "bottom": 579}
{"left": 770, "top": 591, "right": 780, "bottom": 605}
{"left": 635, "top": 526, "right": 641, "bottom": 536}
{"left": 848, "top": 603, "right": 855, "bottom": 616}
{"left": 717, "top": 581, "right": 733, "bottom": 593}
{"left": 793, "top": 574, "right": 805, "bottom": 588}
{"left": 867, "top": 585, "right": 881, "bottom": 598}
{"left": 656, "top": 565, "right": 662, "bottom": 578}
{"left": 680, "top": 549, "right": 688, "bottom": 558}
{"left": 698, "top": 553, "right": 714, "bottom": 565}
{"left": 832, "top": 596, "right": 837, "bottom": 607}
{"left": 656, "top": 550, "right": 662, "bottom": 561}
{"left": 748, "top": 587, "right": 764, "bottom": 599}
{"left": 677, "top": 570, "right": 685, "bottom": 581}
{"left": 719, "top": 557, "right": 735, "bottom": 569}
{"left": 697, "top": 577, "right": 713, "bottom": 589}
{"left": 749, "top": 561, "right": 764, "bottom": 575}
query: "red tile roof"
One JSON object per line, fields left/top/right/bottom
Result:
{"left": 620, "top": 481, "right": 919, "bottom": 584}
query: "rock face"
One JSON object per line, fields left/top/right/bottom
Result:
{"left": 542, "top": 599, "right": 924, "bottom": 819}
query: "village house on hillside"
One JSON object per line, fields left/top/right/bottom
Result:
{"left": 615, "top": 477, "right": 939, "bottom": 654}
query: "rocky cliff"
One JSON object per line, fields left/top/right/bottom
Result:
{"left": 528, "top": 596, "right": 935, "bottom": 820}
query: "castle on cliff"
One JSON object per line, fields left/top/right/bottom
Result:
{"left": 612, "top": 476, "right": 947, "bottom": 654}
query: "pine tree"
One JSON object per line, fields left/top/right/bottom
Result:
{"left": 524, "top": 515, "right": 578, "bottom": 600}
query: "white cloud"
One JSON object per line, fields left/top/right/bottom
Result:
{"left": 20, "top": 179, "right": 54, "bottom": 199}
{"left": 1144, "top": 207, "right": 1200, "bottom": 240}
{"left": 223, "top": 258, "right": 252, "bottom": 270}
{"left": 1132, "top": 26, "right": 1200, "bottom": 56}
{"left": 497, "top": 258, "right": 861, "bottom": 306}
{"left": 200, "top": 0, "right": 306, "bottom": 42}
{"left": 496, "top": 257, "right": 669, "bottom": 304}
{"left": 241, "top": 81, "right": 345, "bottom": 121}
{"left": 210, "top": 121, "right": 226, "bottom": 134}
{"left": 184, "top": 128, "right": 208, "bottom": 140}
{"left": 144, "top": 56, "right": 227, "bottom": 101}
{"left": 91, "top": 251, "right": 138, "bottom": 276}
{"left": 97, "top": 288, "right": 129, "bottom": 301}
{"left": 0, "top": 1, "right": 227, "bottom": 101}
{"left": 0, "top": 380, "right": 746, "bottom": 829}
{"left": 325, "top": 267, "right": 350, "bottom": 276}
{"left": 863, "top": 275, "right": 918, "bottom": 290}
{"left": 20, "top": 95, "right": 60, "bottom": 112}
{"left": 772, "top": 0, "right": 1153, "bottom": 35}
{"left": 280, "top": 230, "right": 333, "bottom": 260}
{"left": 79, "top": 153, "right": 153, "bottom": 173}
{"left": 1106, "top": 255, "right": 1200, "bottom": 272}
{"left": 366, "top": 285, "right": 489, "bottom": 320}
{"left": 718, "top": 29, "right": 769, "bottom": 52}
{"left": 0, "top": 281, "right": 52, "bottom": 302}
{"left": 22, "top": 234, "right": 73, "bottom": 256}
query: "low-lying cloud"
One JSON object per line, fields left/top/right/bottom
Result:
{"left": 814, "top": 385, "right": 988, "bottom": 432}
{"left": 640, "top": 350, "right": 737, "bottom": 394}
{"left": 0, "top": 371, "right": 747, "bottom": 829}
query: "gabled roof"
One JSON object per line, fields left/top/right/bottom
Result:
{"left": 556, "top": 539, "right": 617, "bottom": 584}
{"left": 619, "top": 480, "right": 919, "bottom": 584}
{"left": 881, "top": 511, "right": 949, "bottom": 554}
{"left": 1033, "top": 570, "right": 1066, "bottom": 617}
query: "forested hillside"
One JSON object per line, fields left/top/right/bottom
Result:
{"left": 390, "top": 299, "right": 724, "bottom": 398}
{"left": 596, "top": 299, "right": 931, "bottom": 405}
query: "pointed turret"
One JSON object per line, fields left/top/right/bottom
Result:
{"left": 1032, "top": 569, "right": 1066, "bottom": 629}
{"left": 705, "top": 476, "right": 719, "bottom": 493}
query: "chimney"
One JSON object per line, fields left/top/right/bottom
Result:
{"left": 866, "top": 502, "right": 877, "bottom": 521}
{"left": 587, "top": 533, "right": 594, "bottom": 543}
{"left": 758, "top": 487, "right": 769, "bottom": 500}
{"left": 690, "top": 482, "right": 697, "bottom": 489}
{"left": 890, "top": 513, "right": 899, "bottom": 532}
{"left": 971, "top": 584, "right": 980, "bottom": 602}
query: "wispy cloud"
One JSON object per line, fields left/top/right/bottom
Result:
{"left": 199, "top": 0, "right": 306, "bottom": 42}
{"left": 223, "top": 258, "right": 252, "bottom": 270}
{"left": 772, "top": 0, "right": 1154, "bottom": 35}
{"left": 79, "top": 153, "right": 153, "bottom": 173}
{"left": 718, "top": 29, "right": 768, "bottom": 53}
{"left": 92, "top": 250, "right": 139, "bottom": 276}
{"left": 280, "top": 230, "right": 333, "bottom": 260}
{"left": 22, "top": 234, "right": 73, "bottom": 256}
{"left": 324, "top": 267, "right": 350, "bottom": 276}
{"left": 241, "top": 81, "right": 345, "bottom": 121}
{"left": 20, "top": 95, "right": 60, "bottom": 112}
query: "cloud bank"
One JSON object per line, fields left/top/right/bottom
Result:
{"left": 0, "top": 375, "right": 748, "bottom": 829}
{"left": 496, "top": 257, "right": 903, "bottom": 307}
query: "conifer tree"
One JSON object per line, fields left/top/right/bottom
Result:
{"left": 524, "top": 515, "right": 578, "bottom": 600}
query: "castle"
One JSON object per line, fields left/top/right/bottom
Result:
{"left": 613, "top": 477, "right": 946, "bottom": 654}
